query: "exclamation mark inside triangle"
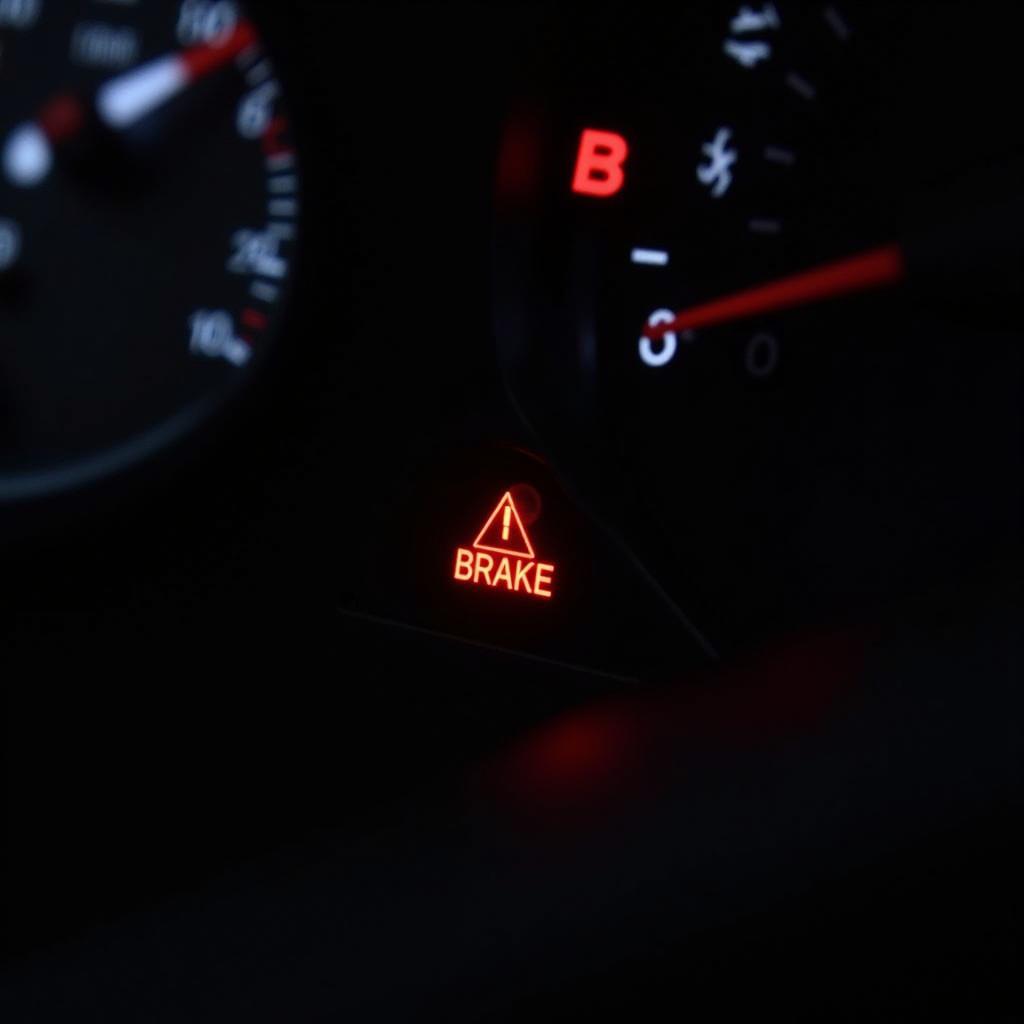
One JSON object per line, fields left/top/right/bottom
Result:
{"left": 472, "top": 492, "right": 535, "bottom": 559}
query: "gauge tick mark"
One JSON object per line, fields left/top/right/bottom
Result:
{"left": 268, "top": 175, "right": 297, "bottom": 194}
{"left": 786, "top": 72, "right": 817, "bottom": 101}
{"left": 250, "top": 280, "right": 280, "bottom": 304}
{"left": 266, "top": 152, "right": 295, "bottom": 173}
{"left": 268, "top": 221, "right": 296, "bottom": 240}
{"left": 245, "top": 59, "right": 273, "bottom": 86}
{"left": 235, "top": 43, "right": 261, "bottom": 70}
{"left": 763, "top": 145, "right": 795, "bottom": 166}
{"left": 631, "top": 248, "right": 670, "bottom": 267}
{"left": 824, "top": 5, "right": 851, "bottom": 41}
{"left": 268, "top": 198, "right": 298, "bottom": 217}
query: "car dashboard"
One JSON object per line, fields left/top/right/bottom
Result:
{"left": 0, "top": 2, "right": 1020, "bottom": 1020}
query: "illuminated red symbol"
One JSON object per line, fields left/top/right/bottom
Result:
{"left": 571, "top": 128, "right": 629, "bottom": 198}
{"left": 472, "top": 491, "right": 535, "bottom": 559}
{"left": 453, "top": 491, "right": 555, "bottom": 599}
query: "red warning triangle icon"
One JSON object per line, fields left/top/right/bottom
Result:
{"left": 472, "top": 492, "right": 535, "bottom": 559}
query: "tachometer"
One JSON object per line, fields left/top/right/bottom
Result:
{"left": 0, "top": 0, "right": 298, "bottom": 501}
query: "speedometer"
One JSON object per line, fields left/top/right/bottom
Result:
{"left": 496, "top": 2, "right": 1021, "bottom": 651}
{"left": 0, "top": 0, "right": 298, "bottom": 501}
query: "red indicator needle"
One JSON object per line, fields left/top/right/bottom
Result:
{"left": 644, "top": 243, "right": 906, "bottom": 339}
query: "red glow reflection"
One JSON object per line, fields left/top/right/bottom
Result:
{"left": 484, "top": 630, "right": 871, "bottom": 826}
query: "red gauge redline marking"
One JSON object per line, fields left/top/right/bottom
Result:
{"left": 240, "top": 307, "right": 268, "bottom": 331}
{"left": 453, "top": 491, "right": 556, "bottom": 599}
{"left": 262, "top": 116, "right": 292, "bottom": 157}
{"left": 181, "top": 20, "right": 258, "bottom": 79}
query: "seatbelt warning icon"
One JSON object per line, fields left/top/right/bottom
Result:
{"left": 453, "top": 491, "right": 555, "bottom": 599}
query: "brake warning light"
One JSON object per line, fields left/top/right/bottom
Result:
{"left": 453, "top": 491, "right": 555, "bottom": 599}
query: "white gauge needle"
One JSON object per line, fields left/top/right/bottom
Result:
{"left": 96, "top": 55, "right": 195, "bottom": 130}
{"left": 96, "top": 19, "right": 256, "bottom": 129}
{"left": 2, "top": 20, "right": 256, "bottom": 187}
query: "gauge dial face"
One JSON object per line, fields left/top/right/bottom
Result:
{"left": 0, "top": 0, "right": 298, "bottom": 500}
{"left": 496, "top": 3, "right": 1022, "bottom": 649}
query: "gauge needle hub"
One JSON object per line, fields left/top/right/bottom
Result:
{"left": 3, "top": 123, "right": 53, "bottom": 188}
{"left": 644, "top": 243, "right": 906, "bottom": 339}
